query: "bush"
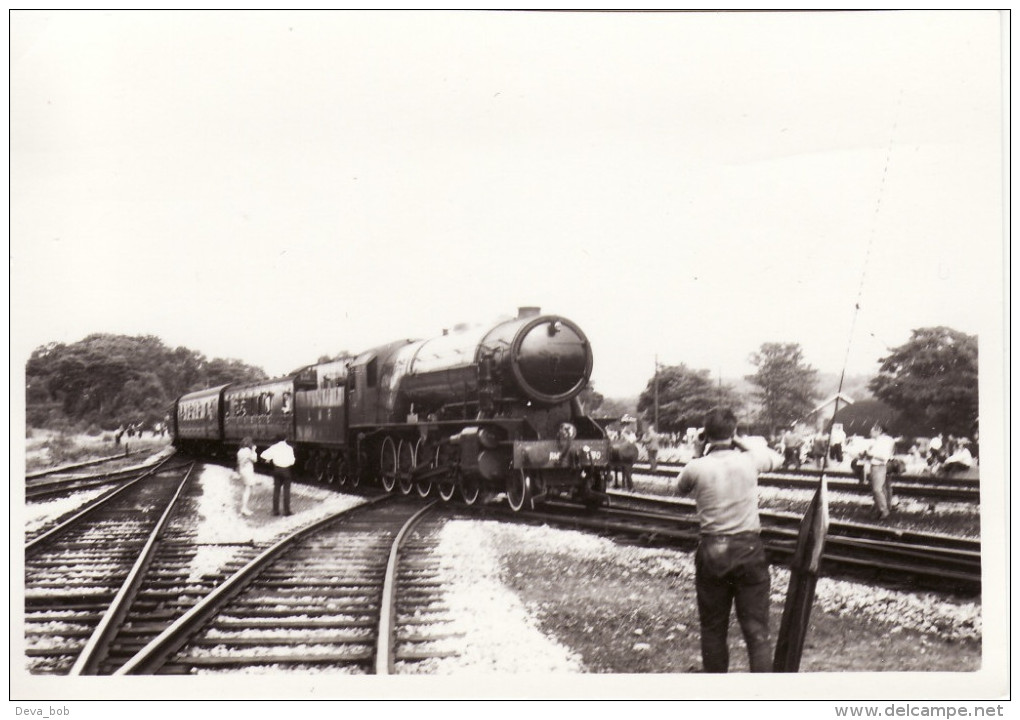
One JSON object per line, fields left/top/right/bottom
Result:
{"left": 43, "top": 432, "right": 91, "bottom": 466}
{"left": 86, "top": 423, "right": 103, "bottom": 436}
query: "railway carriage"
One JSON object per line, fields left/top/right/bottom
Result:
{"left": 222, "top": 376, "right": 298, "bottom": 447}
{"left": 172, "top": 308, "right": 633, "bottom": 511}
{"left": 172, "top": 384, "right": 228, "bottom": 455}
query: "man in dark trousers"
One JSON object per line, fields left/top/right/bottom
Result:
{"left": 678, "top": 407, "right": 782, "bottom": 673}
{"left": 260, "top": 433, "right": 296, "bottom": 516}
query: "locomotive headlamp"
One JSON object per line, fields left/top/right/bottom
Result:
{"left": 547, "top": 321, "right": 561, "bottom": 337}
{"left": 557, "top": 422, "right": 577, "bottom": 452}
{"left": 557, "top": 422, "right": 578, "bottom": 440}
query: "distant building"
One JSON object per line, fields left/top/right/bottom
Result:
{"left": 805, "top": 392, "right": 855, "bottom": 430}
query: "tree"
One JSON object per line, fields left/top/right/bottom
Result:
{"left": 595, "top": 396, "right": 637, "bottom": 421}
{"left": 25, "top": 334, "right": 267, "bottom": 430}
{"left": 869, "top": 326, "right": 978, "bottom": 437}
{"left": 203, "top": 358, "right": 268, "bottom": 388}
{"left": 578, "top": 386, "right": 605, "bottom": 415}
{"left": 746, "top": 342, "right": 820, "bottom": 436}
{"left": 636, "top": 363, "right": 743, "bottom": 434}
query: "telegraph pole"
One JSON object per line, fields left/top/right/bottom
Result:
{"left": 653, "top": 355, "right": 660, "bottom": 431}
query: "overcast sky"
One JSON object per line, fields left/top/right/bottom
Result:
{"left": 11, "top": 11, "right": 1005, "bottom": 398}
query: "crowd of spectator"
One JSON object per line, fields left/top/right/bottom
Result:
{"left": 604, "top": 417, "right": 978, "bottom": 480}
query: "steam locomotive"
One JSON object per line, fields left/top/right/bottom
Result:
{"left": 172, "top": 308, "right": 633, "bottom": 511}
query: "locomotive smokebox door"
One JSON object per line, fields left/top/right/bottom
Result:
{"left": 511, "top": 316, "right": 591, "bottom": 403}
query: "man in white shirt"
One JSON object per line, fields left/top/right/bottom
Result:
{"left": 261, "top": 434, "right": 296, "bottom": 516}
{"left": 829, "top": 422, "right": 847, "bottom": 464}
{"left": 865, "top": 423, "right": 896, "bottom": 520}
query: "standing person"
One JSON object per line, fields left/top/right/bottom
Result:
{"left": 610, "top": 424, "right": 638, "bottom": 491}
{"left": 678, "top": 407, "right": 783, "bottom": 673}
{"left": 781, "top": 425, "right": 803, "bottom": 469}
{"left": 865, "top": 423, "right": 896, "bottom": 520}
{"left": 261, "top": 434, "right": 296, "bottom": 516}
{"left": 927, "top": 433, "right": 945, "bottom": 472}
{"left": 829, "top": 422, "right": 846, "bottom": 465}
{"left": 236, "top": 437, "right": 258, "bottom": 517}
{"left": 809, "top": 432, "right": 828, "bottom": 469}
{"left": 643, "top": 425, "right": 661, "bottom": 473}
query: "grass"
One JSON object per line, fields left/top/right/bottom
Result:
{"left": 24, "top": 428, "right": 171, "bottom": 472}
{"left": 499, "top": 542, "right": 981, "bottom": 674}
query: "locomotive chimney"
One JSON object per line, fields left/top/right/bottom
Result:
{"left": 517, "top": 306, "right": 541, "bottom": 319}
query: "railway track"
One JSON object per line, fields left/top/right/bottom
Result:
{"left": 25, "top": 449, "right": 148, "bottom": 480}
{"left": 23, "top": 459, "right": 195, "bottom": 674}
{"left": 26, "top": 455, "right": 191, "bottom": 502}
{"left": 21, "top": 450, "right": 978, "bottom": 676}
{"left": 631, "top": 462, "right": 980, "bottom": 503}
{"left": 480, "top": 491, "right": 980, "bottom": 594}
{"left": 111, "top": 495, "right": 455, "bottom": 675}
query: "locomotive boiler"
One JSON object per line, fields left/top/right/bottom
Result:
{"left": 173, "top": 308, "right": 631, "bottom": 511}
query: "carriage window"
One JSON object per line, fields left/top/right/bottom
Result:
{"left": 282, "top": 391, "right": 292, "bottom": 414}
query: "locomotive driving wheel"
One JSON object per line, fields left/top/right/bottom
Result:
{"left": 415, "top": 438, "right": 432, "bottom": 498}
{"left": 351, "top": 449, "right": 365, "bottom": 488}
{"left": 397, "top": 439, "right": 415, "bottom": 495}
{"left": 336, "top": 455, "right": 349, "bottom": 488}
{"left": 314, "top": 451, "right": 329, "bottom": 485}
{"left": 436, "top": 447, "right": 458, "bottom": 501}
{"left": 380, "top": 436, "right": 398, "bottom": 492}
{"left": 325, "top": 452, "right": 340, "bottom": 486}
{"left": 506, "top": 469, "right": 534, "bottom": 512}
{"left": 460, "top": 476, "right": 481, "bottom": 505}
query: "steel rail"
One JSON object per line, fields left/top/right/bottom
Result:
{"left": 113, "top": 494, "right": 395, "bottom": 676}
{"left": 499, "top": 500, "right": 980, "bottom": 589}
{"left": 25, "top": 454, "right": 178, "bottom": 555}
{"left": 24, "top": 449, "right": 147, "bottom": 480}
{"left": 758, "top": 524, "right": 980, "bottom": 576}
{"left": 635, "top": 461, "right": 980, "bottom": 489}
{"left": 375, "top": 500, "right": 439, "bottom": 675}
{"left": 25, "top": 461, "right": 193, "bottom": 501}
{"left": 68, "top": 463, "right": 196, "bottom": 675}
{"left": 26, "top": 453, "right": 183, "bottom": 486}
{"left": 607, "top": 492, "right": 980, "bottom": 553}
{"left": 632, "top": 465, "right": 978, "bottom": 503}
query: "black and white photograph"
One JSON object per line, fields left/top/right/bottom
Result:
{"left": 10, "top": 9, "right": 1008, "bottom": 709}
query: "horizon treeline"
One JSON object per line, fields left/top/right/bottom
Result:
{"left": 26, "top": 334, "right": 267, "bottom": 432}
